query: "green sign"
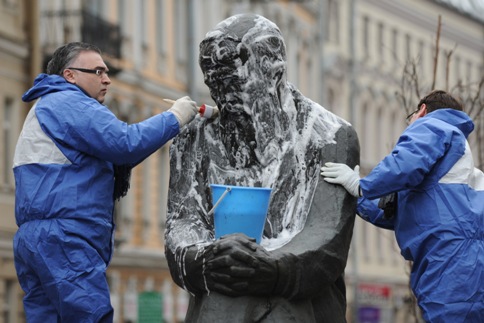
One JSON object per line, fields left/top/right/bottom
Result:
{"left": 138, "top": 292, "right": 163, "bottom": 323}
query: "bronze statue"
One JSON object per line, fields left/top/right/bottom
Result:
{"left": 165, "top": 14, "right": 359, "bottom": 322}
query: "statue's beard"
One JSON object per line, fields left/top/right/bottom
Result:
{"left": 219, "top": 111, "right": 256, "bottom": 168}
{"left": 219, "top": 97, "right": 287, "bottom": 169}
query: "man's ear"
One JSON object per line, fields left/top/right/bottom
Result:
{"left": 417, "top": 103, "right": 427, "bottom": 117}
{"left": 63, "top": 69, "right": 76, "bottom": 83}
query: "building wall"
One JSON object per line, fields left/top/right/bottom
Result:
{"left": 0, "top": 0, "right": 32, "bottom": 321}
{"left": 1, "top": 0, "right": 482, "bottom": 322}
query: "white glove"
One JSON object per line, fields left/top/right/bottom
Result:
{"left": 168, "top": 96, "right": 198, "bottom": 127}
{"left": 320, "top": 162, "right": 361, "bottom": 197}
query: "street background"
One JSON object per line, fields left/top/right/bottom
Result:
{"left": 0, "top": 0, "right": 482, "bottom": 322}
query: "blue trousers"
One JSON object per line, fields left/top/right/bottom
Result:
{"left": 14, "top": 220, "right": 113, "bottom": 322}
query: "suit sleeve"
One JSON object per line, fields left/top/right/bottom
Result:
{"left": 360, "top": 118, "right": 454, "bottom": 199}
{"left": 356, "top": 197, "right": 395, "bottom": 230}
{"left": 36, "top": 92, "right": 180, "bottom": 165}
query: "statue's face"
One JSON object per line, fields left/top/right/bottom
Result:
{"left": 199, "top": 14, "right": 287, "bottom": 117}
{"left": 198, "top": 14, "right": 290, "bottom": 168}
{"left": 199, "top": 37, "right": 247, "bottom": 114}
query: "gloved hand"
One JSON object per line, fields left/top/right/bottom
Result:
{"left": 168, "top": 96, "right": 198, "bottom": 127}
{"left": 320, "top": 162, "right": 361, "bottom": 197}
{"left": 205, "top": 233, "right": 280, "bottom": 297}
{"left": 378, "top": 193, "right": 398, "bottom": 219}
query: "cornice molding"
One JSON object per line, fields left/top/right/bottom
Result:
{"left": 0, "top": 37, "right": 29, "bottom": 58}
{"left": 363, "top": 0, "right": 484, "bottom": 52}
{"left": 111, "top": 247, "right": 169, "bottom": 269}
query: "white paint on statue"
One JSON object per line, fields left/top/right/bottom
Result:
{"left": 166, "top": 14, "right": 349, "bottom": 289}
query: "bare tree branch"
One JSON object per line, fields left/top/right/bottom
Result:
{"left": 444, "top": 44, "right": 457, "bottom": 91}
{"left": 431, "top": 15, "right": 442, "bottom": 90}
{"left": 467, "top": 78, "right": 484, "bottom": 119}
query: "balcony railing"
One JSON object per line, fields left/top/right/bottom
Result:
{"left": 41, "top": 10, "right": 122, "bottom": 60}
{"left": 81, "top": 11, "right": 121, "bottom": 59}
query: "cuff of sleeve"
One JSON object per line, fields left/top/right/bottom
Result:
{"left": 179, "top": 245, "right": 209, "bottom": 296}
{"left": 272, "top": 253, "right": 299, "bottom": 299}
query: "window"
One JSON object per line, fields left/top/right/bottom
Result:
{"left": 156, "top": 0, "right": 166, "bottom": 55}
{"left": 376, "top": 229, "right": 384, "bottom": 264}
{"left": 174, "top": 0, "right": 188, "bottom": 64}
{"left": 454, "top": 55, "right": 461, "bottom": 82}
{"left": 376, "top": 106, "right": 383, "bottom": 159}
{"left": 361, "top": 220, "right": 370, "bottom": 262}
{"left": 418, "top": 40, "right": 425, "bottom": 72}
{"left": 361, "top": 102, "right": 371, "bottom": 162}
{"left": 377, "top": 22, "right": 384, "bottom": 63}
{"left": 118, "top": 0, "right": 127, "bottom": 34}
{"left": 392, "top": 28, "right": 399, "bottom": 66}
{"left": 362, "top": 16, "right": 370, "bottom": 58}
{"left": 327, "top": 0, "right": 340, "bottom": 44}
{"left": 405, "top": 33, "right": 412, "bottom": 60}
{"left": 1, "top": 279, "right": 17, "bottom": 323}
{"left": 2, "top": 97, "right": 14, "bottom": 187}
{"left": 391, "top": 110, "right": 400, "bottom": 147}
{"left": 2, "top": 0, "right": 17, "bottom": 9}
{"left": 296, "top": 51, "right": 302, "bottom": 88}
{"left": 327, "top": 88, "right": 335, "bottom": 112}
{"left": 466, "top": 60, "right": 472, "bottom": 82}
{"left": 140, "top": 0, "right": 148, "bottom": 47}
{"left": 84, "top": 0, "right": 103, "bottom": 16}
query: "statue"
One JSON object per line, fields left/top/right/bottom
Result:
{"left": 165, "top": 14, "right": 359, "bottom": 322}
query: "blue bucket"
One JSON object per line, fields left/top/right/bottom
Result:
{"left": 210, "top": 184, "right": 272, "bottom": 244}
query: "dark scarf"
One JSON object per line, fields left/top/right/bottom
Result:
{"left": 113, "top": 164, "right": 132, "bottom": 200}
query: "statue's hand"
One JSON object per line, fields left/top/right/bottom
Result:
{"left": 206, "top": 233, "right": 279, "bottom": 297}
{"left": 182, "top": 244, "right": 217, "bottom": 295}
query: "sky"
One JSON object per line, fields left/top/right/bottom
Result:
{"left": 436, "top": 0, "right": 484, "bottom": 22}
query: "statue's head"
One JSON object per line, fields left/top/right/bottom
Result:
{"left": 199, "top": 14, "right": 287, "bottom": 115}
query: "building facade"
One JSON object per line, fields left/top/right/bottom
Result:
{"left": 0, "top": 0, "right": 35, "bottom": 321}
{"left": 0, "top": 0, "right": 482, "bottom": 322}
{"left": 342, "top": 1, "right": 483, "bottom": 321}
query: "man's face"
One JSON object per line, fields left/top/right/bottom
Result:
{"left": 63, "top": 51, "right": 111, "bottom": 103}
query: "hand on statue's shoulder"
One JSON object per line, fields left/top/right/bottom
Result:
{"left": 319, "top": 123, "right": 360, "bottom": 170}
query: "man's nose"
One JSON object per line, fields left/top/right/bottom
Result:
{"left": 102, "top": 74, "right": 111, "bottom": 84}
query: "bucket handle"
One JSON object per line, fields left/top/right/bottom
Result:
{"left": 208, "top": 187, "right": 231, "bottom": 216}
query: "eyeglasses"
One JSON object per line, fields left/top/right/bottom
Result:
{"left": 67, "top": 67, "right": 109, "bottom": 77}
{"left": 405, "top": 107, "right": 420, "bottom": 123}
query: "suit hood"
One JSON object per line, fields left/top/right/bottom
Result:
{"left": 22, "top": 73, "right": 81, "bottom": 102}
{"left": 427, "top": 109, "right": 474, "bottom": 138}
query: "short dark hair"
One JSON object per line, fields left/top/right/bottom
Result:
{"left": 46, "top": 42, "right": 102, "bottom": 75}
{"left": 418, "top": 90, "right": 463, "bottom": 113}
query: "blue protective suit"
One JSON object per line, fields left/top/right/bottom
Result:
{"left": 13, "top": 74, "right": 180, "bottom": 322}
{"left": 357, "top": 109, "right": 484, "bottom": 322}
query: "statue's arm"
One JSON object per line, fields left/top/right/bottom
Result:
{"left": 164, "top": 126, "right": 214, "bottom": 294}
{"left": 274, "top": 124, "right": 359, "bottom": 300}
